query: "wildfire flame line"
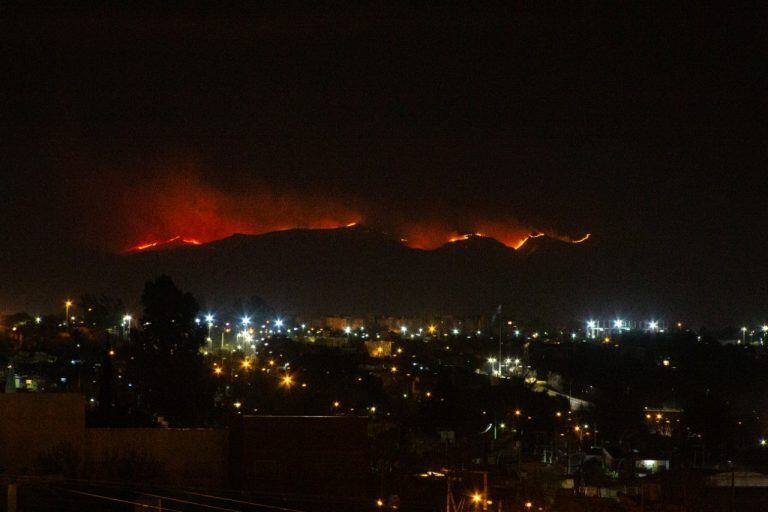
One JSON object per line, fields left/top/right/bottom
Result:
{"left": 127, "top": 228, "right": 590, "bottom": 253}
{"left": 131, "top": 235, "right": 202, "bottom": 252}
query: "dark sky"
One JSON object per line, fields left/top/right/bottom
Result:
{"left": 2, "top": 4, "right": 767, "bottom": 325}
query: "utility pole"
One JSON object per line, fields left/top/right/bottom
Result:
{"left": 7, "top": 480, "right": 16, "bottom": 512}
{"left": 498, "top": 306, "right": 503, "bottom": 376}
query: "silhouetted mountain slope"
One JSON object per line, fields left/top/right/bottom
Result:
{"left": 94, "top": 226, "right": 592, "bottom": 319}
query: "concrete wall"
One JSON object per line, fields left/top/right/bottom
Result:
{"left": 234, "top": 415, "right": 368, "bottom": 507}
{"left": 0, "top": 393, "right": 85, "bottom": 474}
{"left": 0, "top": 394, "right": 369, "bottom": 505}
{"left": 86, "top": 427, "right": 228, "bottom": 487}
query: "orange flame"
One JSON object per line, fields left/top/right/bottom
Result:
{"left": 119, "top": 169, "right": 362, "bottom": 252}
{"left": 570, "top": 233, "right": 591, "bottom": 243}
{"left": 129, "top": 235, "right": 203, "bottom": 252}
{"left": 114, "top": 166, "right": 590, "bottom": 253}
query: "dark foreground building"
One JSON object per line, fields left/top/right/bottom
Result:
{"left": 0, "top": 394, "right": 368, "bottom": 511}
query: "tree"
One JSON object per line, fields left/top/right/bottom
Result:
{"left": 134, "top": 275, "right": 211, "bottom": 425}
{"left": 79, "top": 294, "right": 125, "bottom": 332}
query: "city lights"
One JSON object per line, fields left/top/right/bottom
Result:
{"left": 6, "top": 12, "right": 767, "bottom": 512}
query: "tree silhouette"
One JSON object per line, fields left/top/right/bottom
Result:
{"left": 134, "top": 275, "right": 212, "bottom": 425}
{"left": 79, "top": 294, "right": 125, "bottom": 332}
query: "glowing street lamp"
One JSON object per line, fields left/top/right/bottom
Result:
{"left": 122, "top": 314, "right": 133, "bottom": 340}
{"left": 586, "top": 320, "right": 596, "bottom": 338}
{"left": 400, "top": 326, "right": 408, "bottom": 334}
{"left": 614, "top": 319, "right": 623, "bottom": 330}
{"left": 274, "top": 318, "right": 283, "bottom": 329}
{"left": 65, "top": 300, "right": 73, "bottom": 325}
{"left": 205, "top": 314, "right": 214, "bottom": 343}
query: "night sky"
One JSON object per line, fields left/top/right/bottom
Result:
{"left": 2, "top": 4, "right": 767, "bottom": 325}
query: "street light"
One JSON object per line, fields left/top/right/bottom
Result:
{"left": 587, "top": 320, "right": 596, "bottom": 338}
{"left": 205, "top": 314, "right": 214, "bottom": 344}
{"left": 65, "top": 300, "right": 73, "bottom": 325}
{"left": 123, "top": 314, "right": 132, "bottom": 340}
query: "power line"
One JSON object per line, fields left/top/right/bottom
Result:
{"left": 181, "top": 490, "right": 308, "bottom": 512}
{"left": 62, "top": 488, "right": 186, "bottom": 512}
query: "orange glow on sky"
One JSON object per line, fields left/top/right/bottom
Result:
{"left": 117, "top": 168, "right": 589, "bottom": 253}
{"left": 118, "top": 170, "right": 363, "bottom": 252}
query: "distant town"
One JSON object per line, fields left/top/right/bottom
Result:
{"left": 3, "top": 275, "right": 768, "bottom": 511}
